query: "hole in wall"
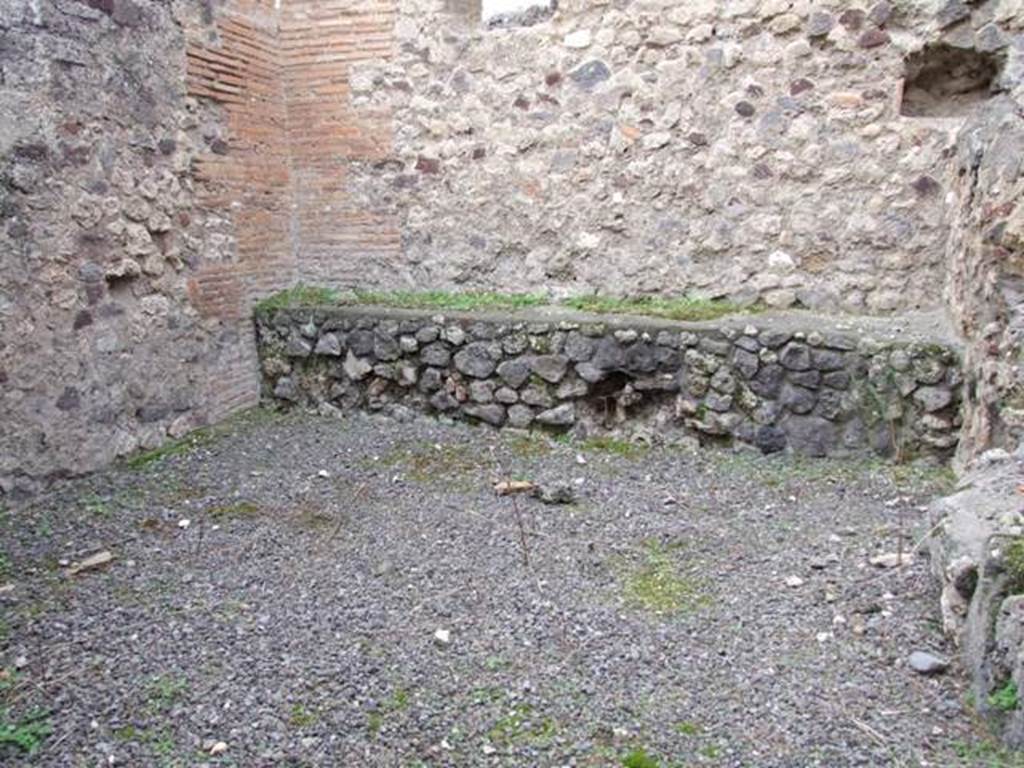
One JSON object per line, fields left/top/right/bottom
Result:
{"left": 483, "top": 0, "right": 555, "bottom": 27}
{"left": 900, "top": 43, "right": 1004, "bottom": 118}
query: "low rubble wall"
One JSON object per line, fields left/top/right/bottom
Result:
{"left": 256, "top": 305, "right": 962, "bottom": 459}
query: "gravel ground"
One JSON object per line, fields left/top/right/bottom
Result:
{"left": 0, "top": 408, "right": 1007, "bottom": 767}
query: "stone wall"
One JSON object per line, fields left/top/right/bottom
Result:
{"left": 328, "top": 0, "right": 1018, "bottom": 312}
{"left": 947, "top": 94, "right": 1024, "bottom": 464}
{"left": 0, "top": 0, "right": 292, "bottom": 495}
{"left": 257, "top": 304, "right": 963, "bottom": 459}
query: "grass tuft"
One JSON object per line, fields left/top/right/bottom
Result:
{"left": 289, "top": 704, "right": 318, "bottom": 728}
{"left": 989, "top": 681, "right": 1019, "bottom": 713}
{"left": 621, "top": 747, "right": 660, "bottom": 768}
{"left": 145, "top": 675, "right": 188, "bottom": 714}
{"left": 0, "top": 709, "right": 52, "bottom": 755}
{"left": 487, "top": 703, "right": 558, "bottom": 747}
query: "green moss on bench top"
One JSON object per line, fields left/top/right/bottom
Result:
{"left": 254, "top": 286, "right": 753, "bottom": 323}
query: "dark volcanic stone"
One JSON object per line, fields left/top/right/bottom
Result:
{"left": 755, "top": 425, "right": 787, "bottom": 454}
{"left": 463, "top": 404, "right": 506, "bottom": 426}
{"left": 420, "top": 343, "right": 451, "bottom": 367}
{"left": 781, "top": 383, "right": 817, "bottom": 414}
{"left": 498, "top": 358, "right": 531, "bottom": 388}
{"left": 454, "top": 343, "right": 497, "bottom": 378}
{"left": 806, "top": 11, "right": 834, "bottom": 37}
{"left": 784, "top": 415, "right": 839, "bottom": 457}
{"left": 779, "top": 343, "right": 812, "bottom": 371}
{"left": 570, "top": 60, "right": 611, "bottom": 91}
{"left": 530, "top": 354, "right": 570, "bottom": 383}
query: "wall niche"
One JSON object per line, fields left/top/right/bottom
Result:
{"left": 901, "top": 43, "right": 1004, "bottom": 117}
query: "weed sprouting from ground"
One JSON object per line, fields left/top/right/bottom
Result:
{"left": 621, "top": 540, "right": 710, "bottom": 616}
{"left": 952, "top": 736, "right": 1024, "bottom": 767}
{"left": 145, "top": 675, "right": 188, "bottom": 714}
{"left": 621, "top": 747, "right": 661, "bottom": 768}
{"left": 487, "top": 703, "right": 558, "bottom": 747}
{"left": 989, "top": 681, "right": 1019, "bottom": 712}
{"left": 0, "top": 708, "right": 52, "bottom": 755}
{"left": 289, "top": 703, "right": 318, "bottom": 728}
{"left": 675, "top": 720, "right": 702, "bottom": 736}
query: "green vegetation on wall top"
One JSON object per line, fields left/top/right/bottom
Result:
{"left": 254, "top": 285, "right": 753, "bottom": 322}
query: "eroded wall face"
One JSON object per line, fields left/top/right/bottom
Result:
{"left": 949, "top": 97, "right": 1024, "bottom": 463}
{"left": 333, "top": 0, "right": 987, "bottom": 313}
{"left": 0, "top": 0, "right": 293, "bottom": 493}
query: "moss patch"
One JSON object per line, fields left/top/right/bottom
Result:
{"left": 378, "top": 443, "right": 495, "bottom": 484}
{"left": 487, "top": 703, "right": 558, "bottom": 748}
{"left": 124, "top": 430, "right": 217, "bottom": 471}
{"left": 505, "top": 433, "right": 554, "bottom": 458}
{"left": 620, "top": 540, "right": 710, "bottom": 616}
{"left": 0, "top": 708, "right": 52, "bottom": 755}
{"left": 206, "top": 501, "right": 261, "bottom": 521}
{"left": 580, "top": 436, "right": 647, "bottom": 459}
{"left": 621, "top": 748, "right": 661, "bottom": 768}
{"left": 1006, "top": 538, "right": 1024, "bottom": 594}
{"left": 255, "top": 284, "right": 342, "bottom": 312}
{"left": 255, "top": 286, "right": 753, "bottom": 322}
{"left": 990, "top": 681, "right": 1019, "bottom": 713}
{"left": 562, "top": 294, "right": 751, "bottom": 322}
{"left": 354, "top": 289, "right": 548, "bottom": 312}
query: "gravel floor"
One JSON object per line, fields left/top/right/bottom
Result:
{"left": 0, "top": 409, "right": 1006, "bottom": 767}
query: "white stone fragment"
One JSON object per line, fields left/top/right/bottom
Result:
{"left": 563, "top": 30, "right": 592, "bottom": 49}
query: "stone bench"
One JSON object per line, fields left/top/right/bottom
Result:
{"left": 256, "top": 304, "right": 963, "bottom": 459}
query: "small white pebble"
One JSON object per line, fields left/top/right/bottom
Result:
{"left": 317, "top": 469, "right": 330, "bottom": 478}
{"left": 434, "top": 628, "right": 451, "bottom": 646}
{"left": 785, "top": 575, "right": 804, "bottom": 588}
{"left": 178, "top": 519, "right": 191, "bottom": 529}
{"left": 575, "top": 453, "right": 587, "bottom": 465}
